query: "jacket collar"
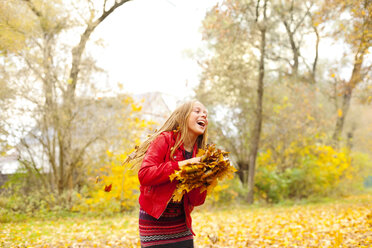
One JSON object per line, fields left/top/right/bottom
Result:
{"left": 171, "top": 131, "right": 198, "bottom": 157}
{"left": 179, "top": 142, "right": 198, "bottom": 157}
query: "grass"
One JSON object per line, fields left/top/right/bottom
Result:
{"left": 1, "top": 193, "right": 371, "bottom": 248}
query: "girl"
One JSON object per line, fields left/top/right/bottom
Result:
{"left": 128, "top": 100, "right": 209, "bottom": 248}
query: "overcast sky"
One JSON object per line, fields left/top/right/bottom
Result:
{"left": 87, "top": 0, "right": 370, "bottom": 101}
{"left": 90, "top": 0, "right": 219, "bottom": 99}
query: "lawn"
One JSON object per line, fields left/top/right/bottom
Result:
{"left": 1, "top": 194, "right": 371, "bottom": 247}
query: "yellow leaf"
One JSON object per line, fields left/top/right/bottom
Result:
{"left": 131, "top": 103, "right": 142, "bottom": 112}
{"left": 337, "top": 109, "right": 343, "bottom": 117}
{"left": 169, "top": 144, "right": 236, "bottom": 201}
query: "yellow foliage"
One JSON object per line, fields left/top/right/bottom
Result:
{"left": 256, "top": 140, "right": 358, "bottom": 201}
{"left": 73, "top": 96, "right": 154, "bottom": 213}
{"left": 0, "top": 1, "right": 32, "bottom": 53}
{"left": 122, "top": 96, "right": 134, "bottom": 104}
{"left": 131, "top": 103, "right": 142, "bottom": 112}
{"left": 76, "top": 152, "right": 140, "bottom": 213}
{"left": 208, "top": 182, "right": 231, "bottom": 203}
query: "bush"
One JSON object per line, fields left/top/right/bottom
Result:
{"left": 254, "top": 144, "right": 365, "bottom": 203}
{"left": 71, "top": 151, "right": 140, "bottom": 214}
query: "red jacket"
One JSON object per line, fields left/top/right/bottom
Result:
{"left": 138, "top": 131, "right": 207, "bottom": 235}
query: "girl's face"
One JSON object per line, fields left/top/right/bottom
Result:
{"left": 187, "top": 101, "right": 208, "bottom": 136}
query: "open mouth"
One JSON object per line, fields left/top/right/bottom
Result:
{"left": 197, "top": 120, "right": 206, "bottom": 128}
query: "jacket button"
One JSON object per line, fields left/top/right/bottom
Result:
{"left": 174, "top": 156, "right": 177, "bottom": 159}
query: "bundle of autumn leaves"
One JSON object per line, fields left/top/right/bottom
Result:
{"left": 169, "top": 144, "right": 237, "bottom": 202}
{"left": 104, "top": 144, "right": 236, "bottom": 198}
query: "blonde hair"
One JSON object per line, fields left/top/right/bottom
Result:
{"left": 124, "top": 100, "right": 208, "bottom": 169}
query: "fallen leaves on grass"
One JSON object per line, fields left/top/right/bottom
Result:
{"left": 193, "top": 199, "right": 372, "bottom": 247}
{"left": 1, "top": 195, "right": 371, "bottom": 247}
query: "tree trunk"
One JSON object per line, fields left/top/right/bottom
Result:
{"left": 311, "top": 23, "right": 319, "bottom": 83}
{"left": 331, "top": 5, "right": 369, "bottom": 145}
{"left": 58, "top": 0, "right": 131, "bottom": 195}
{"left": 247, "top": 0, "right": 267, "bottom": 204}
{"left": 237, "top": 161, "right": 249, "bottom": 185}
{"left": 332, "top": 49, "right": 365, "bottom": 145}
{"left": 332, "top": 87, "right": 352, "bottom": 144}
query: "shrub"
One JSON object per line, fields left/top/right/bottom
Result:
{"left": 254, "top": 143, "right": 363, "bottom": 202}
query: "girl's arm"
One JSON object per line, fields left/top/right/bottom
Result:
{"left": 138, "top": 134, "right": 200, "bottom": 186}
{"left": 138, "top": 134, "right": 178, "bottom": 186}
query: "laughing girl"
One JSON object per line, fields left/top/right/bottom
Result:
{"left": 128, "top": 100, "right": 209, "bottom": 248}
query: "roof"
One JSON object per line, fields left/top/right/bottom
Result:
{"left": 0, "top": 152, "right": 19, "bottom": 174}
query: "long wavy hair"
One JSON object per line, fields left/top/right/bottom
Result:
{"left": 124, "top": 100, "right": 208, "bottom": 170}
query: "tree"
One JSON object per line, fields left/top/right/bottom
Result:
{"left": 318, "top": 0, "right": 372, "bottom": 144}
{"left": 196, "top": 0, "right": 357, "bottom": 203}
{"left": 272, "top": 0, "right": 320, "bottom": 82}
{"left": 1, "top": 0, "right": 132, "bottom": 200}
{"left": 245, "top": 0, "right": 268, "bottom": 204}
{"left": 197, "top": 0, "right": 275, "bottom": 203}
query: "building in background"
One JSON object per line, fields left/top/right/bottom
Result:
{"left": 0, "top": 92, "right": 181, "bottom": 187}
{"left": 134, "top": 91, "right": 181, "bottom": 124}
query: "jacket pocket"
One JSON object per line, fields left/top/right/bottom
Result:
{"left": 142, "top": 185, "right": 152, "bottom": 198}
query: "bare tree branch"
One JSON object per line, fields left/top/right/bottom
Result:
{"left": 21, "top": 0, "right": 42, "bottom": 18}
{"left": 67, "top": 0, "right": 132, "bottom": 101}
{"left": 19, "top": 138, "right": 48, "bottom": 189}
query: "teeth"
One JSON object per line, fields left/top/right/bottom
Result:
{"left": 197, "top": 120, "right": 205, "bottom": 126}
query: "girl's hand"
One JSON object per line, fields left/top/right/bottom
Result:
{"left": 178, "top": 157, "right": 201, "bottom": 169}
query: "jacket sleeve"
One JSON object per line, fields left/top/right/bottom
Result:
{"left": 138, "top": 134, "right": 180, "bottom": 186}
{"left": 187, "top": 187, "right": 207, "bottom": 207}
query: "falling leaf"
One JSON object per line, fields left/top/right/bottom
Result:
{"left": 104, "top": 184, "right": 112, "bottom": 192}
{"left": 337, "top": 109, "right": 343, "bottom": 117}
{"left": 95, "top": 176, "right": 99, "bottom": 184}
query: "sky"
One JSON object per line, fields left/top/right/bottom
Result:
{"left": 89, "top": 0, "right": 364, "bottom": 101}
{"left": 90, "top": 0, "right": 219, "bottom": 99}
